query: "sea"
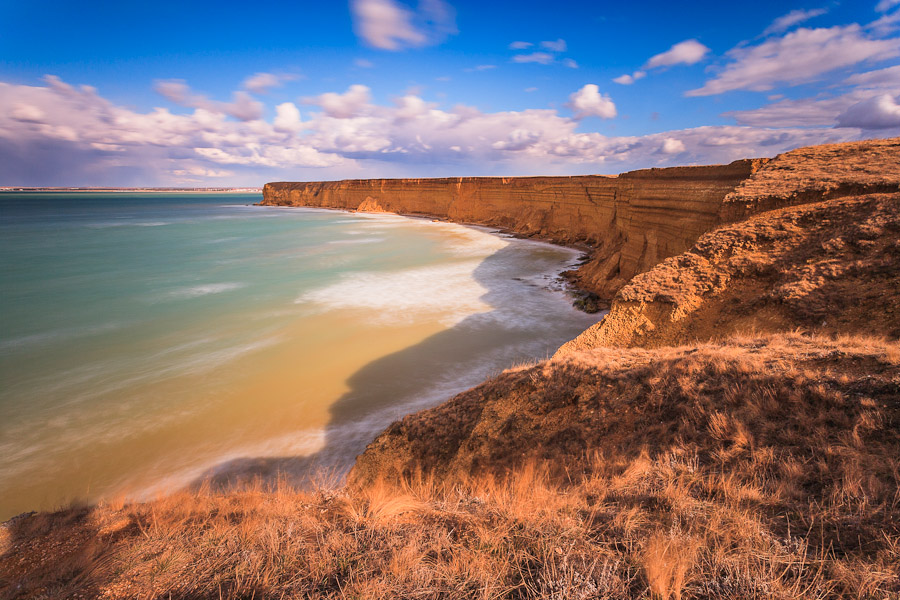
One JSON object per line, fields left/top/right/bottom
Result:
{"left": 0, "top": 192, "right": 601, "bottom": 520}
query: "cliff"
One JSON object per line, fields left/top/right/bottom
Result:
{"left": 263, "top": 161, "right": 762, "bottom": 299}
{"left": 559, "top": 138, "right": 900, "bottom": 353}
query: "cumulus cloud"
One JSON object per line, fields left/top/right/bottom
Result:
{"left": 562, "top": 58, "right": 579, "bottom": 69}
{"left": 876, "top": 0, "right": 900, "bottom": 12}
{"left": 688, "top": 24, "right": 900, "bottom": 96}
{"left": 836, "top": 93, "right": 900, "bottom": 128}
{"left": 567, "top": 84, "right": 617, "bottom": 119}
{"left": 646, "top": 39, "right": 710, "bottom": 68}
{"left": 154, "top": 80, "right": 265, "bottom": 121}
{"left": 273, "top": 102, "right": 303, "bottom": 132}
{"left": 351, "top": 0, "right": 456, "bottom": 51}
{"left": 613, "top": 71, "right": 646, "bottom": 85}
{"left": 306, "top": 84, "right": 373, "bottom": 118}
{"left": 763, "top": 8, "right": 827, "bottom": 36}
{"left": 661, "top": 138, "right": 686, "bottom": 154}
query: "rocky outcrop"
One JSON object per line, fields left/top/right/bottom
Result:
{"left": 720, "top": 137, "right": 900, "bottom": 221}
{"left": 263, "top": 161, "right": 761, "bottom": 299}
{"left": 557, "top": 138, "right": 900, "bottom": 354}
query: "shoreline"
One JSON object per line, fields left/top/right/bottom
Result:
{"left": 1, "top": 202, "right": 601, "bottom": 521}
{"left": 257, "top": 202, "right": 604, "bottom": 314}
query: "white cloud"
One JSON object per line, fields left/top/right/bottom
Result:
{"left": 876, "top": 0, "right": 899, "bottom": 12}
{"left": 307, "top": 84, "right": 373, "bottom": 118}
{"left": 467, "top": 64, "right": 496, "bottom": 71}
{"left": 512, "top": 52, "right": 555, "bottom": 65}
{"left": 563, "top": 58, "right": 579, "bottom": 69}
{"left": 242, "top": 72, "right": 297, "bottom": 94}
{"left": 350, "top": 0, "right": 456, "bottom": 51}
{"left": 763, "top": 8, "right": 827, "bottom": 36}
{"left": 11, "top": 103, "right": 45, "bottom": 122}
{"left": 567, "top": 84, "right": 617, "bottom": 119}
{"left": 613, "top": 70, "right": 646, "bottom": 85}
{"left": 273, "top": 102, "right": 303, "bottom": 132}
{"left": 661, "top": 138, "right": 686, "bottom": 153}
{"left": 836, "top": 93, "right": 900, "bottom": 128}
{"left": 614, "top": 40, "right": 707, "bottom": 84}
{"left": 688, "top": 24, "right": 900, "bottom": 96}
{"left": 0, "top": 75, "right": 879, "bottom": 186}
{"left": 844, "top": 64, "right": 900, "bottom": 88}
{"left": 355, "top": 58, "right": 375, "bottom": 68}
{"left": 154, "top": 80, "right": 264, "bottom": 121}
{"left": 646, "top": 39, "right": 710, "bottom": 68}
{"left": 173, "top": 166, "right": 235, "bottom": 178}
{"left": 509, "top": 41, "right": 532, "bottom": 49}
{"left": 541, "top": 39, "right": 567, "bottom": 52}
{"left": 227, "top": 92, "right": 266, "bottom": 121}
{"left": 726, "top": 95, "right": 858, "bottom": 127}
{"left": 393, "top": 95, "right": 435, "bottom": 120}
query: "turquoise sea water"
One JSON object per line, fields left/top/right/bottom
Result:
{"left": 0, "top": 192, "right": 600, "bottom": 519}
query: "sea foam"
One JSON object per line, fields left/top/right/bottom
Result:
{"left": 167, "top": 282, "right": 246, "bottom": 299}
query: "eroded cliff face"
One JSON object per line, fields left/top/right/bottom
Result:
{"left": 263, "top": 161, "right": 760, "bottom": 300}
{"left": 558, "top": 137, "right": 900, "bottom": 354}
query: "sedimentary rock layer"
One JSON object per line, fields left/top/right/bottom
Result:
{"left": 263, "top": 161, "right": 760, "bottom": 299}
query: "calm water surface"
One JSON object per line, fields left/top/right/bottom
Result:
{"left": 0, "top": 192, "right": 600, "bottom": 519}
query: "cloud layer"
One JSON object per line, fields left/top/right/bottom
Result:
{"left": 0, "top": 75, "right": 877, "bottom": 186}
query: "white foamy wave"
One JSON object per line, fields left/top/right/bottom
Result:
{"left": 436, "top": 226, "right": 509, "bottom": 257}
{"left": 168, "top": 282, "right": 246, "bottom": 299}
{"left": 87, "top": 221, "right": 170, "bottom": 228}
{"left": 326, "top": 237, "right": 385, "bottom": 245}
{"left": 296, "top": 261, "right": 490, "bottom": 326}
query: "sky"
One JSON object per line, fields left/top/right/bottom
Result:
{"left": 1, "top": 0, "right": 899, "bottom": 186}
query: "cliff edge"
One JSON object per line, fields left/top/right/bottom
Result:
{"left": 263, "top": 161, "right": 762, "bottom": 300}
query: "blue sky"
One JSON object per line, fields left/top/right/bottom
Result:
{"left": 1, "top": 0, "right": 898, "bottom": 185}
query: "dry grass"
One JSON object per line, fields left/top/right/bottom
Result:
{"left": 4, "top": 333, "right": 895, "bottom": 598}
{"left": 723, "top": 136, "right": 900, "bottom": 214}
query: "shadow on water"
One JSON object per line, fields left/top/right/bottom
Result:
{"left": 190, "top": 241, "right": 590, "bottom": 492}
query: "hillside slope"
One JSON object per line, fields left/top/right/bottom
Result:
{"left": 558, "top": 192, "right": 900, "bottom": 353}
